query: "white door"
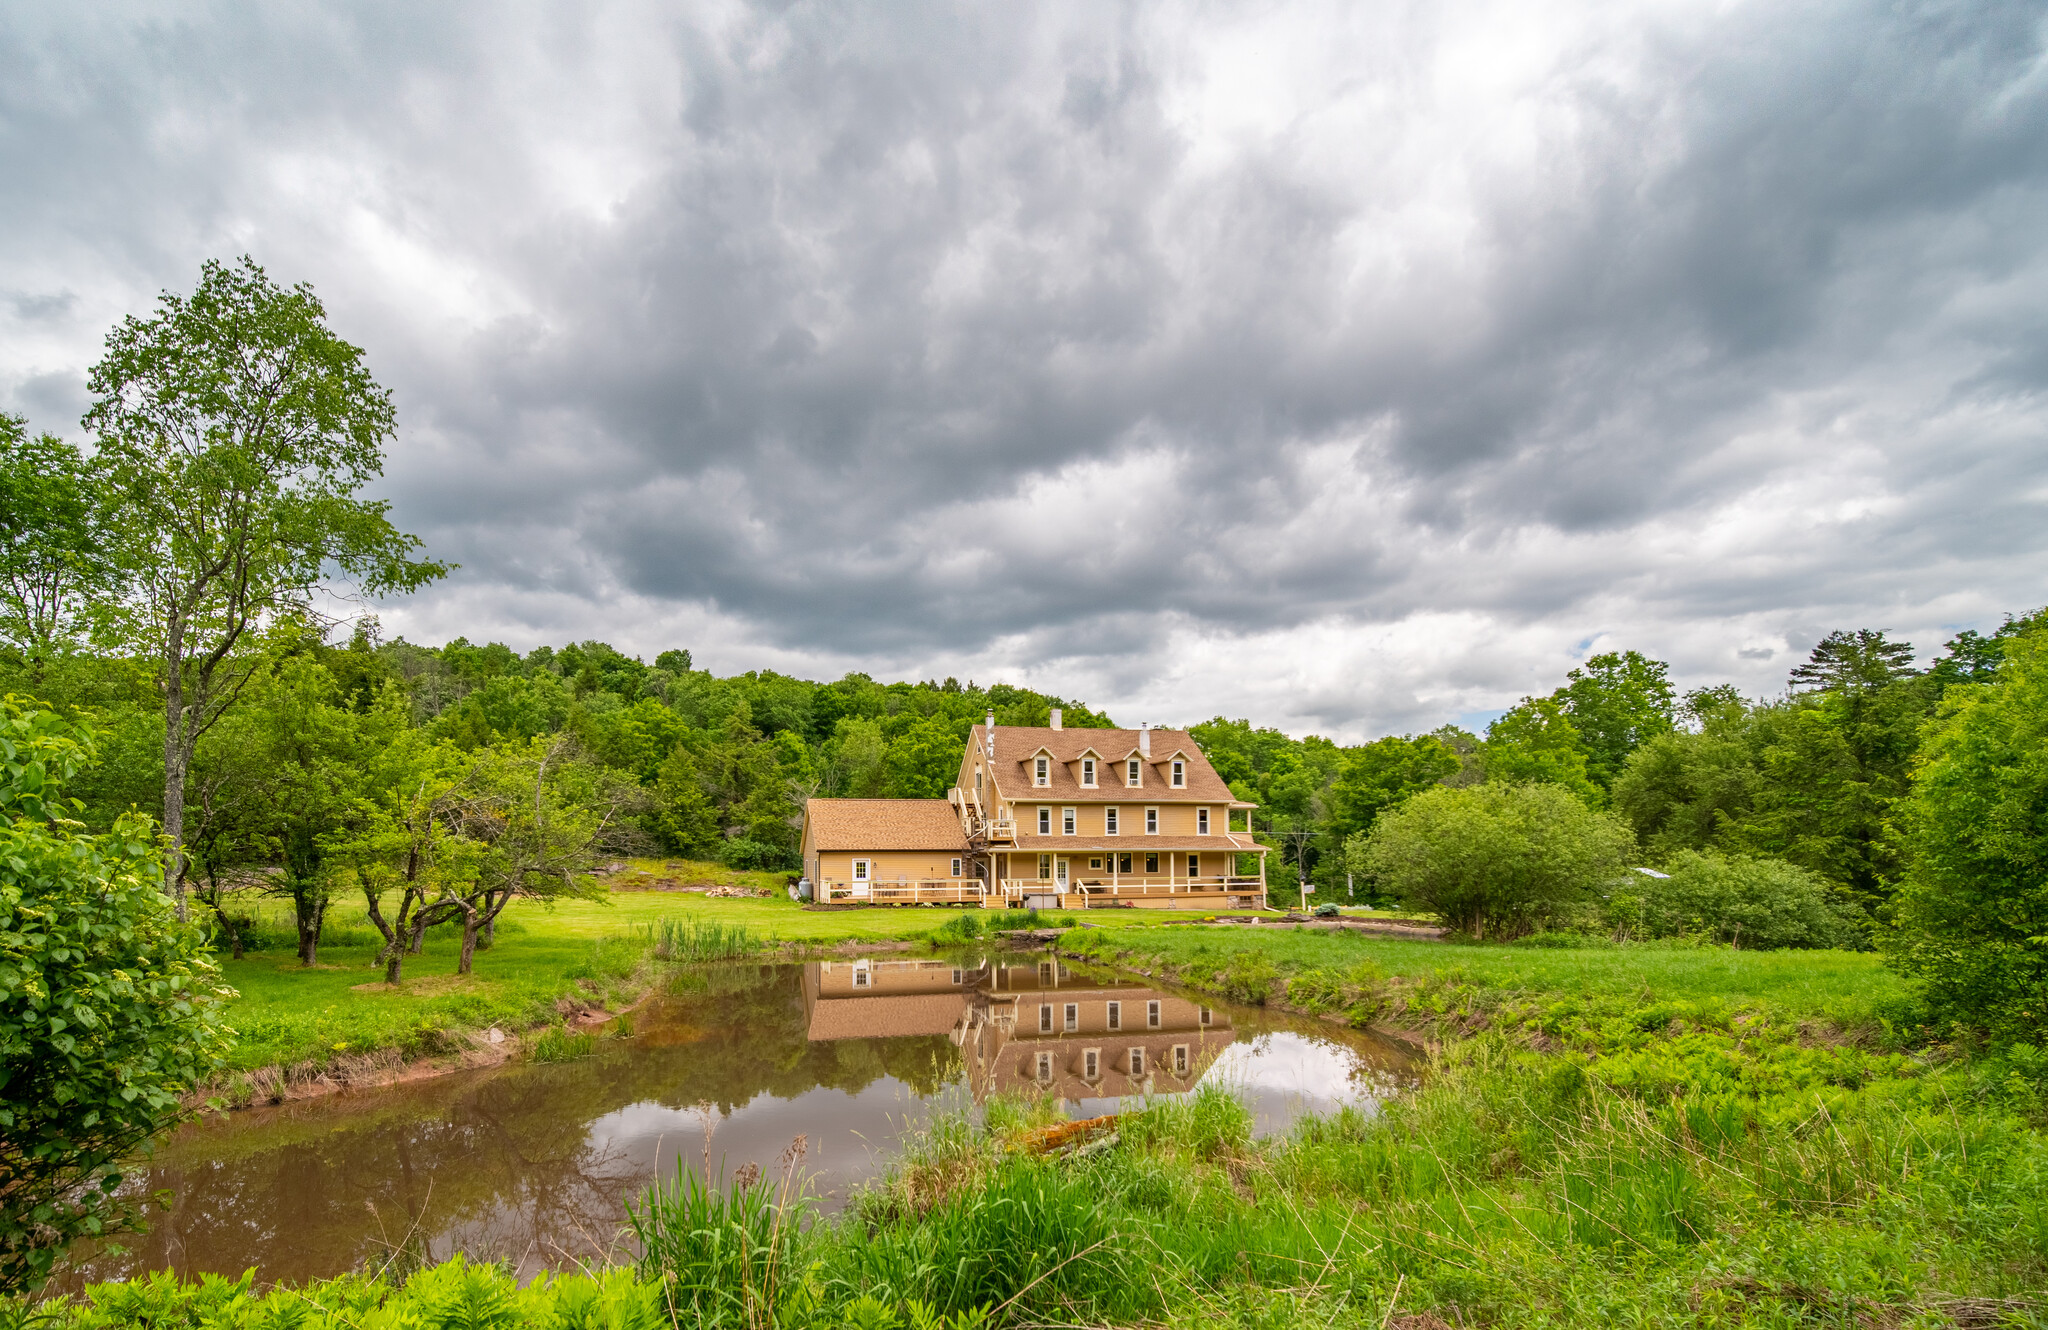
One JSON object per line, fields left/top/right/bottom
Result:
{"left": 1055, "top": 857, "right": 1069, "bottom": 888}
{"left": 851, "top": 860, "right": 871, "bottom": 899}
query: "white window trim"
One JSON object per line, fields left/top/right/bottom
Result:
{"left": 1037, "top": 806, "right": 1052, "bottom": 835}
{"left": 1035, "top": 756, "right": 1050, "bottom": 787}
{"left": 1107, "top": 1000, "right": 1121, "bottom": 1031}
{"left": 1081, "top": 758, "right": 1096, "bottom": 787}
{"left": 1171, "top": 760, "right": 1186, "bottom": 788}
{"left": 1129, "top": 1047, "right": 1145, "bottom": 1075}
{"left": 1064, "top": 1002, "right": 1079, "bottom": 1032}
{"left": 1145, "top": 807, "right": 1159, "bottom": 835}
{"left": 950, "top": 857, "right": 963, "bottom": 877}
{"left": 1039, "top": 1003, "right": 1053, "bottom": 1033}
{"left": 1036, "top": 1051, "right": 1054, "bottom": 1082}
{"left": 1062, "top": 806, "right": 1076, "bottom": 835}
{"left": 1197, "top": 808, "right": 1210, "bottom": 835}
{"left": 1105, "top": 806, "right": 1119, "bottom": 836}
{"left": 1126, "top": 758, "right": 1142, "bottom": 787}
{"left": 1147, "top": 1000, "right": 1161, "bottom": 1028}
{"left": 852, "top": 859, "right": 871, "bottom": 881}
{"left": 1172, "top": 1044, "right": 1189, "bottom": 1075}
{"left": 1083, "top": 1048, "right": 1100, "bottom": 1080}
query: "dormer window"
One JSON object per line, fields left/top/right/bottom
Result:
{"left": 1081, "top": 758, "right": 1096, "bottom": 787}
{"left": 1126, "top": 759, "right": 1141, "bottom": 787}
{"left": 1034, "top": 756, "right": 1050, "bottom": 786}
{"left": 1171, "top": 760, "right": 1186, "bottom": 788}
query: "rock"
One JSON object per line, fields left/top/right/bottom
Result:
{"left": 486, "top": 1027, "right": 505, "bottom": 1045}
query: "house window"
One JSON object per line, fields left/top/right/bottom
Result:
{"left": 1197, "top": 808, "right": 1210, "bottom": 835}
{"left": 1199, "top": 1005, "right": 1212, "bottom": 1026}
{"left": 1040, "top": 1004, "right": 1053, "bottom": 1033}
{"left": 1064, "top": 1002, "right": 1079, "bottom": 1031}
{"left": 1129, "top": 1047, "right": 1145, "bottom": 1075}
{"left": 1187, "top": 854, "right": 1199, "bottom": 877}
{"left": 1035, "top": 757, "right": 1050, "bottom": 786}
{"left": 1171, "top": 760, "right": 1186, "bottom": 787}
{"left": 1118, "top": 852, "right": 1133, "bottom": 873}
{"left": 1105, "top": 807, "right": 1119, "bottom": 835}
{"left": 1081, "top": 758, "right": 1096, "bottom": 787}
{"left": 952, "top": 968, "right": 964, "bottom": 984}
{"left": 1083, "top": 1048, "right": 1100, "bottom": 1080}
{"left": 1147, "top": 1000, "right": 1161, "bottom": 1028}
{"left": 1040, "top": 960, "right": 1055, "bottom": 983}
{"left": 950, "top": 858, "right": 962, "bottom": 877}
{"left": 975, "top": 768, "right": 982, "bottom": 790}
{"left": 854, "top": 960, "right": 871, "bottom": 989}
{"left": 1172, "top": 1044, "right": 1189, "bottom": 1075}
{"left": 852, "top": 859, "right": 871, "bottom": 881}
{"left": 1145, "top": 807, "right": 1159, "bottom": 834}
{"left": 1062, "top": 807, "right": 1076, "bottom": 835}
{"left": 1107, "top": 1001, "right": 1121, "bottom": 1031}
{"left": 1038, "top": 807, "right": 1052, "bottom": 834}
{"left": 1145, "top": 853, "right": 1159, "bottom": 873}
{"left": 1038, "top": 854, "right": 1052, "bottom": 880}
{"left": 1127, "top": 758, "right": 1141, "bottom": 787}
{"left": 1036, "top": 1051, "right": 1054, "bottom": 1082}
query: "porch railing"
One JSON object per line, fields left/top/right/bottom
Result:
{"left": 819, "top": 878, "right": 988, "bottom": 905}
{"left": 998, "top": 876, "right": 1266, "bottom": 901}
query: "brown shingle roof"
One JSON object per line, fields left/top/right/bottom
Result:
{"left": 971, "top": 726, "right": 1239, "bottom": 804}
{"left": 808, "top": 993, "right": 968, "bottom": 1041}
{"left": 805, "top": 799, "right": 966, "bottom": 851}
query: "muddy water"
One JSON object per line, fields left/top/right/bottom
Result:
{"left": 63, "top": 954, "right": 1414, "bottom": 1289}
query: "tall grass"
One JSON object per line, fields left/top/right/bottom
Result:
{"left": 628, "top": 1146, "right": 813, "bottom": 1330}
{"left": 649, "top": 916, "right": 758, "bottom": 963}
{"left": 530, "top": 1026, "right": 596, "bottom": 1063}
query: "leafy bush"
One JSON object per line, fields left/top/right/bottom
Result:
{"left": 718, "top": 837, "right": 790, "bottom": 871}
{"left": 1888, "top": 625, "right": 2048, "bottom": 1041}
{"left": 1608, "top": 851, "right": 1866, "bottom": 950}
{"left": 1358, "top": 782, "right": 1635, "bottom": 940}
{"left": 0, "top": 698, "right": 233, "bottom": 1295}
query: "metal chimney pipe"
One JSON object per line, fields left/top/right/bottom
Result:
{"left": 1050, "top": 707, "right": 1063, "bottom": 731}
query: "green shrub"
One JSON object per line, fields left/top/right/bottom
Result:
{"left": 930, "top": 912, "right": 984, "bottom": 944}
{"left": 1359, "top": 782, "right": 1635, "bottom": 940}
{"left": 0, "top": 698, "right": 233, "bottom": 1295}
{"left": 1610, "top": 851, "right": 1866, "bottom": 950}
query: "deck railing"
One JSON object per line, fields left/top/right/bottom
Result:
{"left": 970, "top": 815, "right": 1016, "bottom": 841}
{"left": 999, "top": 876, "right": 1266, "bottom": 900}
{"left": 819, "top": 878, "right": 988, "bottom": 905}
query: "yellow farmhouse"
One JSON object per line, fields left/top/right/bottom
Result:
{"left": 799, "top": 711, "right": 1269, "bottom": 909}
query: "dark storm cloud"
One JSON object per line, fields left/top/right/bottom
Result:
{"left": 1, "top": 0, "right": 2045, "bottom": 733}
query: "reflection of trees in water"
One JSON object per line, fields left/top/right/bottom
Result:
{"left": 59, "top": 964, "right": 963, "bottom": 1287}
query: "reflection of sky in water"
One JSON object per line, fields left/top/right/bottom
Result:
{"left": 1067, "top": 1031, "right": 1384, "bottom": 1134}
{"left": 582, "top": 1081, "right": 976, "bottom": 1208}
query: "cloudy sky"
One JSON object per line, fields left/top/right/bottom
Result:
{"left": 3, "top": 1, "right": 2045, "bottom": 739}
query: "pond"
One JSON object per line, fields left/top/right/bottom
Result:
{"left": 63, "top": 953, "right": 1416, "bottom": 1289}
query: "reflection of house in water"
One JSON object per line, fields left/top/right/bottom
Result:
{"left": 803, "top": 957, "right": 1236, "bottom": 1105}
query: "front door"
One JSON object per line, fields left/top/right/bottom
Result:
{"left": 851, "top": 859, "right": 871, "bottom": 899}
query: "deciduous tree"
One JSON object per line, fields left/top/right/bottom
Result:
{"left": 83, "top": 257, "right": 445, "bottom": 920}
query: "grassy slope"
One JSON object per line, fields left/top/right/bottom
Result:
{"left": 214, "top": 860, "right": 1226, "bottom": 1072}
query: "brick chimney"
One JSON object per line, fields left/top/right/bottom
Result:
{"left": 1139, "top": 722, "right": 1150, "bottom": 757}
{"left": 1050, "top": 707, "right": 1063, "bottom": 731}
